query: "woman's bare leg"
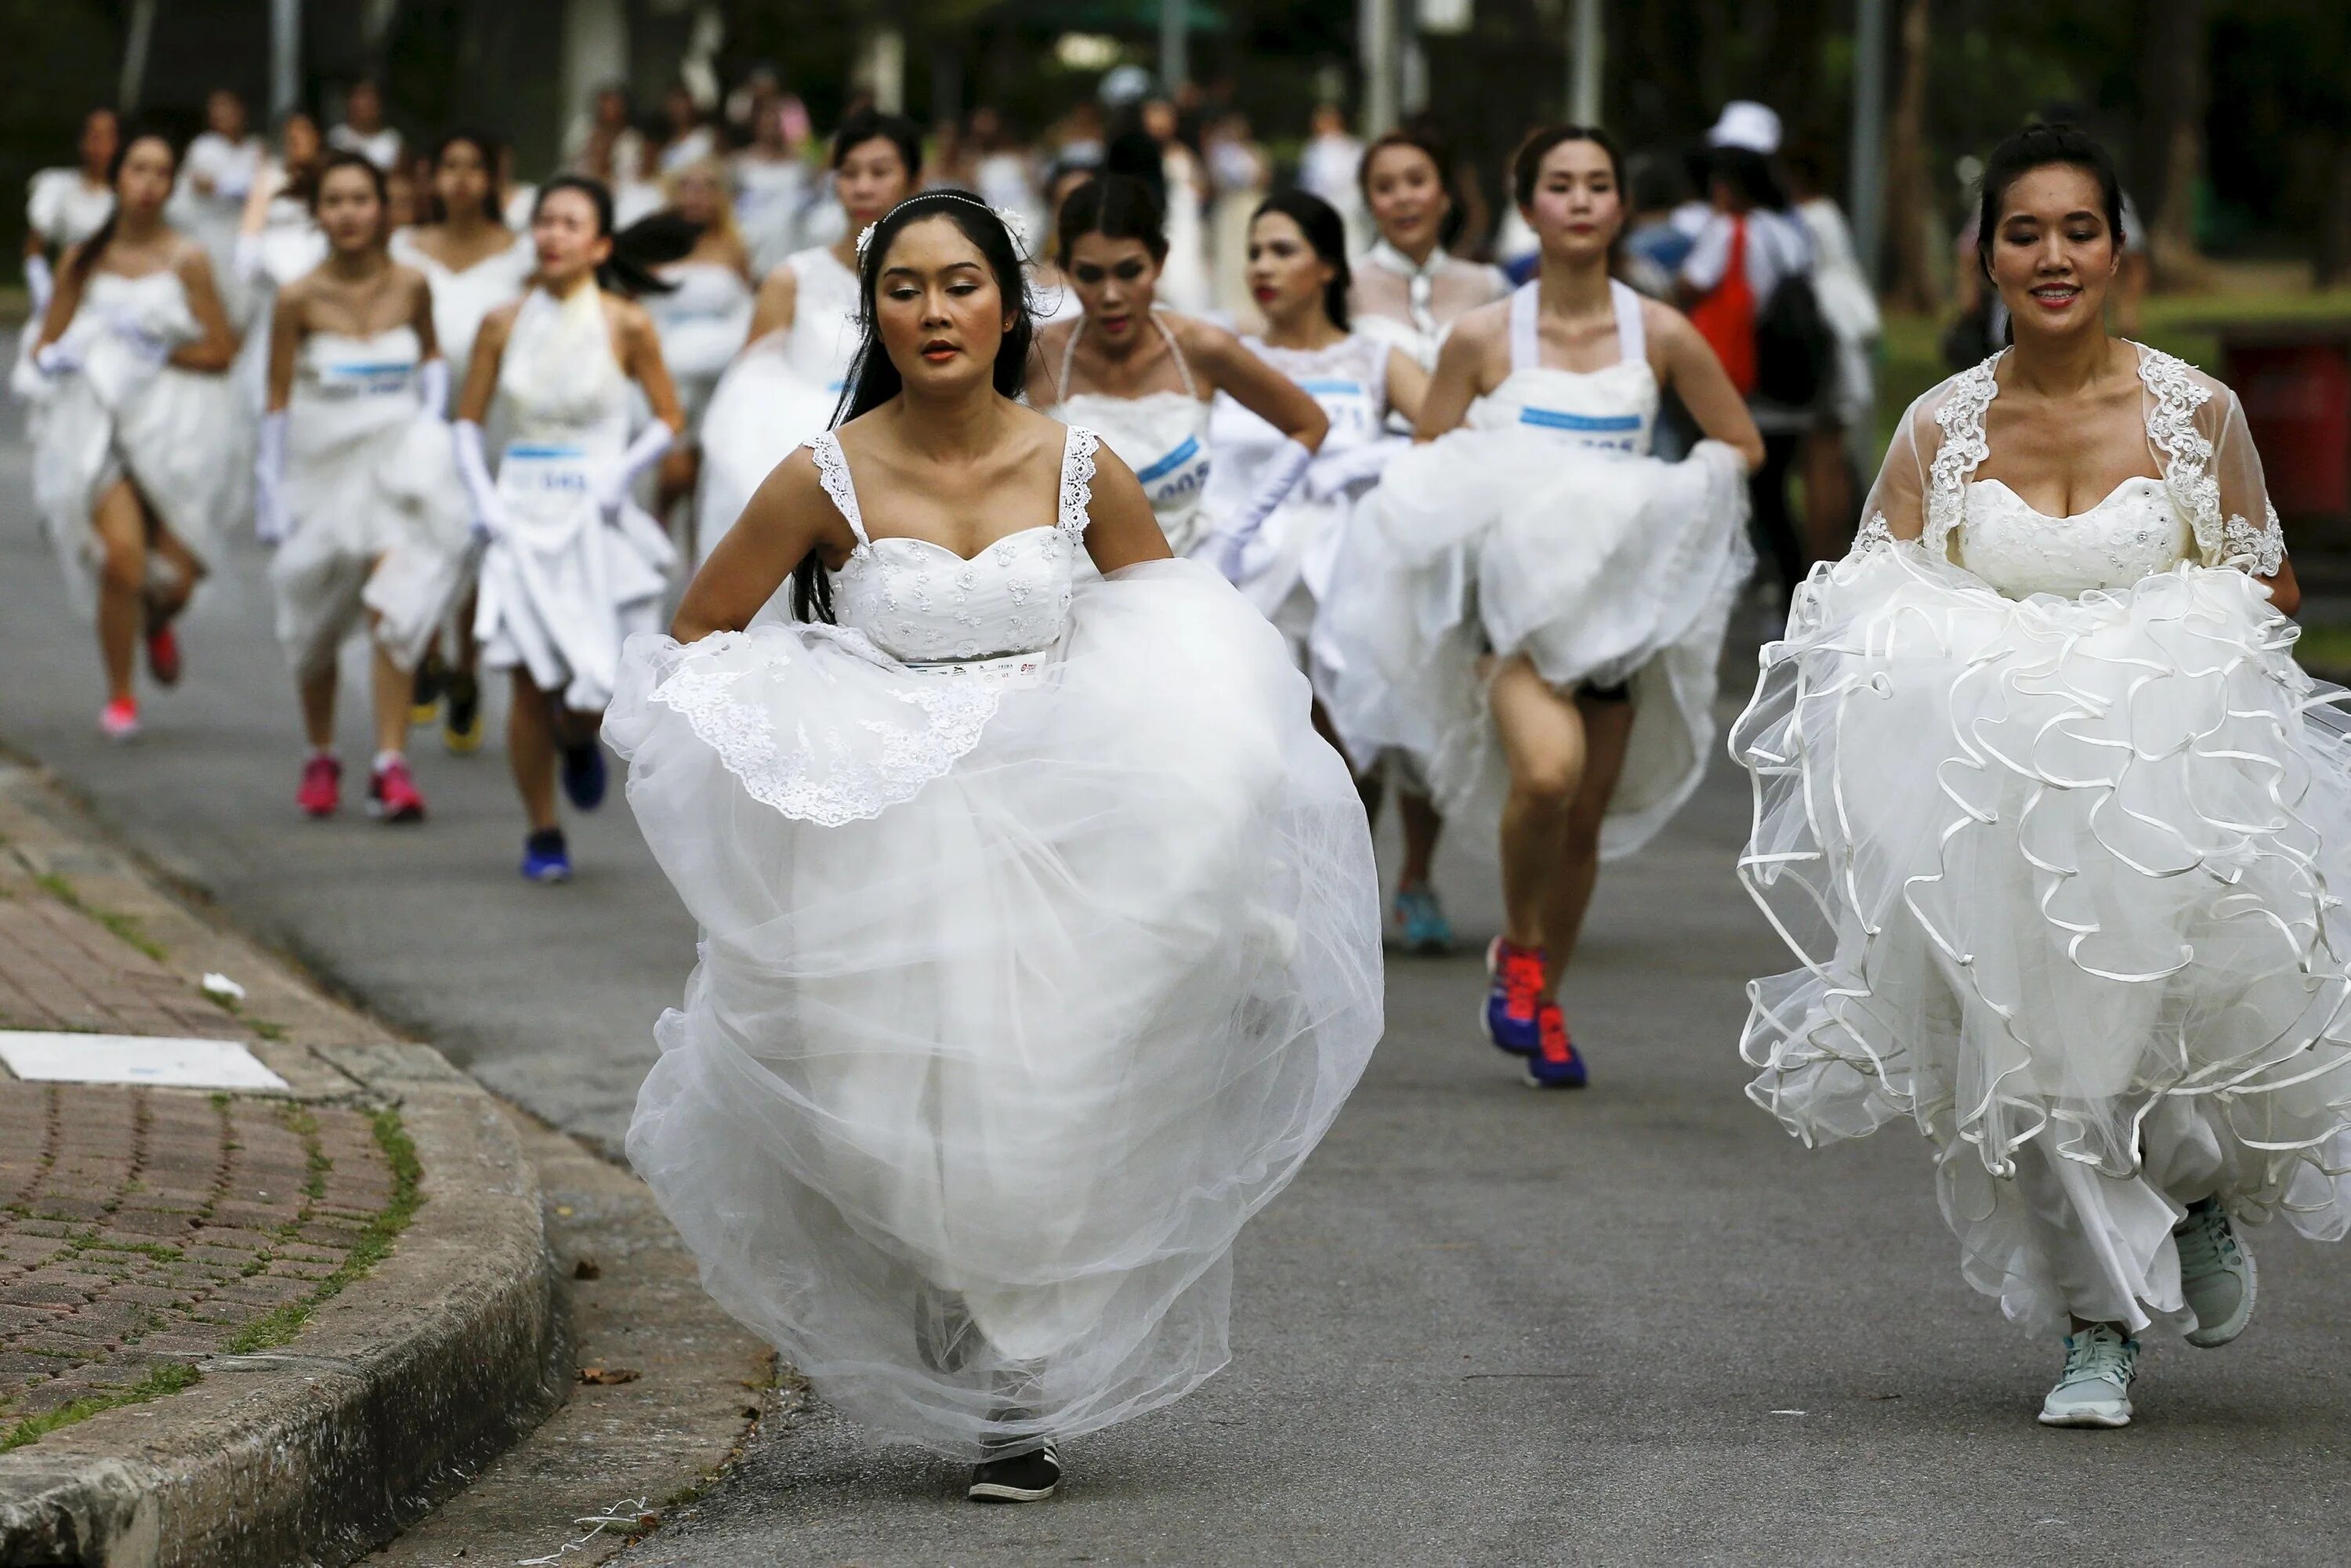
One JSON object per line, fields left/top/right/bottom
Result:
{"left": 1491, "top": 654, "right": 1585, "bottom": 968}
{"left": 1545, "top": 694, "right": 1636, "bottom": 974}
{"left": 507, "top": 669, "right": 560, "bottom": 831}
{"left": 90, "top": 480, "right": 147, "bottom": 704}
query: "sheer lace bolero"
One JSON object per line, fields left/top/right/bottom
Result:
{"left": 1853, "top": 344, "right": 2287, "bottom": 581}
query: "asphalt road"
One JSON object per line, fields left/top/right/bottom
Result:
{"left": 3, "top": 389, "right": 2349, "bottom": 1566}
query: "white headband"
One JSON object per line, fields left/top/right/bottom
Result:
{"left": 855, "top": 191, "right": 1031, "bottom": 261}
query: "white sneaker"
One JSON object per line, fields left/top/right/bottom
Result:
{"left": 2175, "top": 1197, "right": 2257, "bottom": 1349}
{"left": 2038, "top": 1324, "right": 2137, "bottom": 1428}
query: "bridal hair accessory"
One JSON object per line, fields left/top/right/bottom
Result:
{"left": 855, "top": 191, "right": 1031, "bottom": 260}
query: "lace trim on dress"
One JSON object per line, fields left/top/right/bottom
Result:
{"left": 1849, "top": 512, "right": 1897, "bottom": 559}
{"left": 643, "top": 625, "right": 1002, "bottom": 827}
{"left": 2136, "top": 346, "right": 2226, "bottom": 563}
{"left": 1057, "top": 425, "right": 1101, "bottom": 542}
{"left": 2225, "top": 500, "right": 2288, "bottom": 578}
{"left": 807, "top": 432, "right": 869, "bottom": 548}
{"left": 1924, "top": 354, "right": 2001, "bottom": 556}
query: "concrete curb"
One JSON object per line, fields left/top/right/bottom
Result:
{"left": 0, "top": 762, "right": 559, "bottom": 1568}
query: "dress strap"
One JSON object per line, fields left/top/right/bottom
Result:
{"left": 1153, "top": 310, "right": 1200, "bottom": 400}
{"left": 1923, "top": 353, "right": 2002, "bottom": 556}
{"left": 806, "top": 432, "right": 870, "bottom": 547}
{"left": 1056, "top": 316, "right": 1083, "bottom": 397}
{"left": 1056, "top": 425, "right": 1101, "bottom": 542}
{"left": 1508, "top": 281, "right": 1540, "bottom": 374}
{"left": 1609, "top": 280, "right": 1647, "bottom": 368}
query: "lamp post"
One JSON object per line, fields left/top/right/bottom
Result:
{"left": 1849, "top": 0, "right": 1889, "bottom": 286}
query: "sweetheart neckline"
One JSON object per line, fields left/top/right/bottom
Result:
{"left": 846, "top": 524, "right": 1063, "bottom": 567}
{"left": 1969, "top": 474, "right": 2167, "bottom": 523}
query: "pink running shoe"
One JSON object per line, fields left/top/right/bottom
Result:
{"left": 99, "top": 697, "right": 139, "bottom": 741}
{"left": 369, "top": 756, "right": 426, "bottom": 824}
{"left": 297, "top": 755, "right": 342, "bottom": 817}
{"left": 145, "top": 624, "right": 183, "bottom": 686}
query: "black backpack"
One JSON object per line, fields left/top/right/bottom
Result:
{"left": 1754, "top": 269, "right": 1832, "bottom": 408}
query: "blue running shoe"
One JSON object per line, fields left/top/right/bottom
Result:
{"left": 1393, "top": 884, "right": 1454, "bottom": 954}
{"left": 521, "top": 828, "right": 573, "bottom": 884}
{"left": 1482, "top": 938, "right": 1546, "bottom": 1056}
{"left": 1522, "top": 1002, "right": 1588, "bottom": 1088}
{"left": 560, "top": 740, "right": 607, "bottom": 811}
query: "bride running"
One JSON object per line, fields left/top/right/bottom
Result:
{"left": 606, "top": 190, "right": 1382, "bottom": 1503}
{"left": 1335, "top": 125, "right": 1759, "bottom": 1087}
{"left": 1026, "top": 173, "right": 1326, "bottom": 559}
{"left": 694, "top": 107, "right": 918, "bottom": 564}
{"left": 1735, "top": 125, "right": 2351, "bottom": 1429}
{"left": 27, "top": 129, "right": 241, "bottom": 738}
{"left": 455, "top": 175, "right": 684, "bottom": 882}
{"left": 255, "top": 151, "right": 467, "bottom": 822}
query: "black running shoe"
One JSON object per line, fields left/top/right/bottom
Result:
{"left": 410, "top": 650, "right": 447, "bottom": 726}
{"left": 442, "top": 671, "right": 483, "bottom": 755}
{"left": 968, "top": 1439, "right": 1060, "bottom": 1504}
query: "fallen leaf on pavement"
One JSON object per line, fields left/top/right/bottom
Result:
{"left": 578, "top": 1366, "right": 642, "bottom": 1385}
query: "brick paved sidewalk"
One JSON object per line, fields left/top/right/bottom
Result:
{"left": 0, "top": 834, "right": 408, "bottom": 1443}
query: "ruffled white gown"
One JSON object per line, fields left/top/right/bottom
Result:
{"left": 694, "top": 245, "right": 858, "bottom": 564}
{"left": 1736, "top": 346, "right": 2351, "bottom": 1340}
{"left": 606, "top": 425, "right": 1384, "bottom": 1458}
{"left": 473, "top": 288, "right": 676, "bottom": 711}
{"left": 27, "top": 270, "right": 245, "bottom": 617}
{"left": 1323, "top": 280, "right": 1753, "bottom": 851}
{"left": 388, "top": 229, "right": 535, "bottom": 407}
{"left": 270, "top": 327, "right": 471, "bottom": 674}
{"left": 647, "top": 260, "right": 754, "bottom": 429}
{"left": 1205, "top": 333, "right": 1402, "bottom": 701}
{"left": 1041, "top": 313, "right": 1212, "bottom": 556}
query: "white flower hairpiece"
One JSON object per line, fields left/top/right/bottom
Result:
{"left": 854, "top": 194, "right": 1031, "bottom": 261}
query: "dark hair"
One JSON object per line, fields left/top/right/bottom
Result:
{"left": 1103, "top": 130, "right": 1166, "bottom": 200}
{"left": 1974, "top": 121, "right": 2126, "bottom": 278}
{"left": 69, "top": 129, "right": 176, "bottom": 288}
{"left": 310, "top": 149, "right": 388, "bottom": 216}
{"left": 531, "top": 174, "right": 677, "bottom": 297}
{"left": 831, "top": 107, "right": 922, "bottom": 182}
{"left": 1512, "top": 123, "right": 1624, "bottom": 208}
{"left": 1249, "top": 188, "right": 1351, "bottom": 330}
{"left": 1055, "top": 173, "right": 1167, "bottom": 266}
{"left": 1357, "top": 128, "right": 1451, "bottom": 201}
{"left": 1708, "top": 145, "right": 1788, "bottom": 212}
{"left": 791, "top": 190, "right": 1035, "bottom": 622}
{"left": 427, "top": 130, "right": 506, "bottom": 226}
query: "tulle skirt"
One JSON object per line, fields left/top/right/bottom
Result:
{"left": 694, "top": 343, "right": 840, "bottom": 565}
{"left": 1320, "top": 432, "right": 1751, "bottom": 856}
{"left": 606, "top": 559, "right": 1384, "bottom": 1457}
{"left": 1735, "top": 541, "right": 2351, "bottom": 1337}
{"left": 272, "top": 411, "right": 472, "bottom": 675}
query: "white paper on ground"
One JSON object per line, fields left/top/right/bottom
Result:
{"left": 0, "top": 1032, "right": 289, "bottom": 1090}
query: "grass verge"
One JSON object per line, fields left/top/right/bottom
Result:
{"left": 222, "top": 1108, "right": 423, "bottom": 1355}
{"left": 0, "top": 1363, "right": 201, "bottom": 1453}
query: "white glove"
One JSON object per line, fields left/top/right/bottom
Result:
{"left": 234, "top": 232, "right": 266, "bottom": 285}
{"left": 106, "top": 309, "right": 170, "bottom": 365}
{"left": 24, "top": 254, "right": 53, "bottom": 320}
{"left": 590, "top": 422, "right": 676, "bottom": 520}
{"left": 416, "top": 358, "right": 451, "bottom": 422}
{"left": 1204, "top": 436, "right": 1313, "bottom": 585}
{"left": 1302, "top": 439, "right": 1398, "bottom": 505}
{"left": 254, "top": 412, "right": 292, "bottom": 545}
{"left": 453, "top": 419, "right": 506, "bottom": 542}
{"left": 32, "top": 339, "right": 82, "bottom": 379}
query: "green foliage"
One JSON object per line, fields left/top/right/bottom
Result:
{"left": 0, "top": 1362, "right": 201, "bottom": 1452}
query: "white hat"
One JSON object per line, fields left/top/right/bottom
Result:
{"left": 1707, "top": 100, "right": 1782, "bottom": 155}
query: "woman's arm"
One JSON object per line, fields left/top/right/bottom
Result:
{"left": 263, "top": 281, "right": 303, "bottom": 413}
{"left": 1651, "top": 306, "right": 1764, "bottom": 471}
{"left": 2210, "top": 383, "right": 2299, "bottom": 616}
{"left": 1383, "top": 346, "right": 1430, "bottom": 431}
{"left": 454, "top": 304, "right": 516, "bottom": 422}
{"left": 34, "top": 245, "right": 88, "bottom": 352}
{"left": 672, "top": 444, "right": 857, "bottom": 639}
{"left": 169, "top": 248, "right": 239, "bottom": 373}
{"left": 1080, "top": 442, "right": 1176, "bottom": 574}
{"left": 1022, "top": 317, "right": 1072, "bottom": 407}
{"left": 1186, "top": 320, "right": 1330, "bottom": 451}
{"left": 745, "top": 259, "right": 799, "bottom": 342}
{"left": 1411, "top": 310, "right": 1498, "bottom": 441}
{"left": 617, "top": 298, "right": 686, "bottom": 432}
{"left": 405, "top": 266, "right": 440, "bottom": 360}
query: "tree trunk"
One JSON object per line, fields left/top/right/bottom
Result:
{"left": 2136, "top": 0, "right": 2211, "bottom": 287}
{"left": 1882, "top": 0, "right": 1935, "bottom": 313}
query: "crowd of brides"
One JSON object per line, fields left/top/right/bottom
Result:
{"left": 17, "top": 74, "right": 2351, "bottom": 1494}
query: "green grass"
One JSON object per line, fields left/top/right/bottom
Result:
{"left": 221, "top": 1107, "right": 423, "bottom": 1355}
{"left": 30, "top": 871, "right": 167, "bottom": 963}
{"left": 0, "top": 1362, "right": 201, "bottom": 1452}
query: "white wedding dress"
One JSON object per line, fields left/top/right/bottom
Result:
{"left": 473, "top": 287, "right": 676, "bottom": 711}
{"left": 647, "top": 260, "right": 755, "bottom": 429}
{"left": 1735, "top": 346, "right": 2351, "bottom": 1339}
{"left": 1322, "top": 280, "right": 1752, "bottom": 852}
{"left": 694, "top": 246, "right": 859, "bottom": 563}
{"left": 388, "top": 228, "right": 535, "bottom": 405}
{"left": 1041, "top": 312, "right": 1212, "bottom": 556}
{"left": 270, "top": 326, "right": 470, "bottom": 673}
{"left": 606, "top": 424, "right": 1384, "bottom": 1458}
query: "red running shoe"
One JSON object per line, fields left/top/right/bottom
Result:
{"left": 297, "top": 755, "right": 342, "bottom": 817}
{"left": 1482, "top": 937, "right": 1547, "bottom": 1056}
{"left": 369, "top": 756, "right": 426, "bottom": 823}
{"left": 145, "top": 624, "right": 182, "bottom": 686}
{"left": 1523, "top": 1003, "right": 1588, "bottom": 1089}
{"left": 98, "top": 697, "right": 140, "bottom": 741}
